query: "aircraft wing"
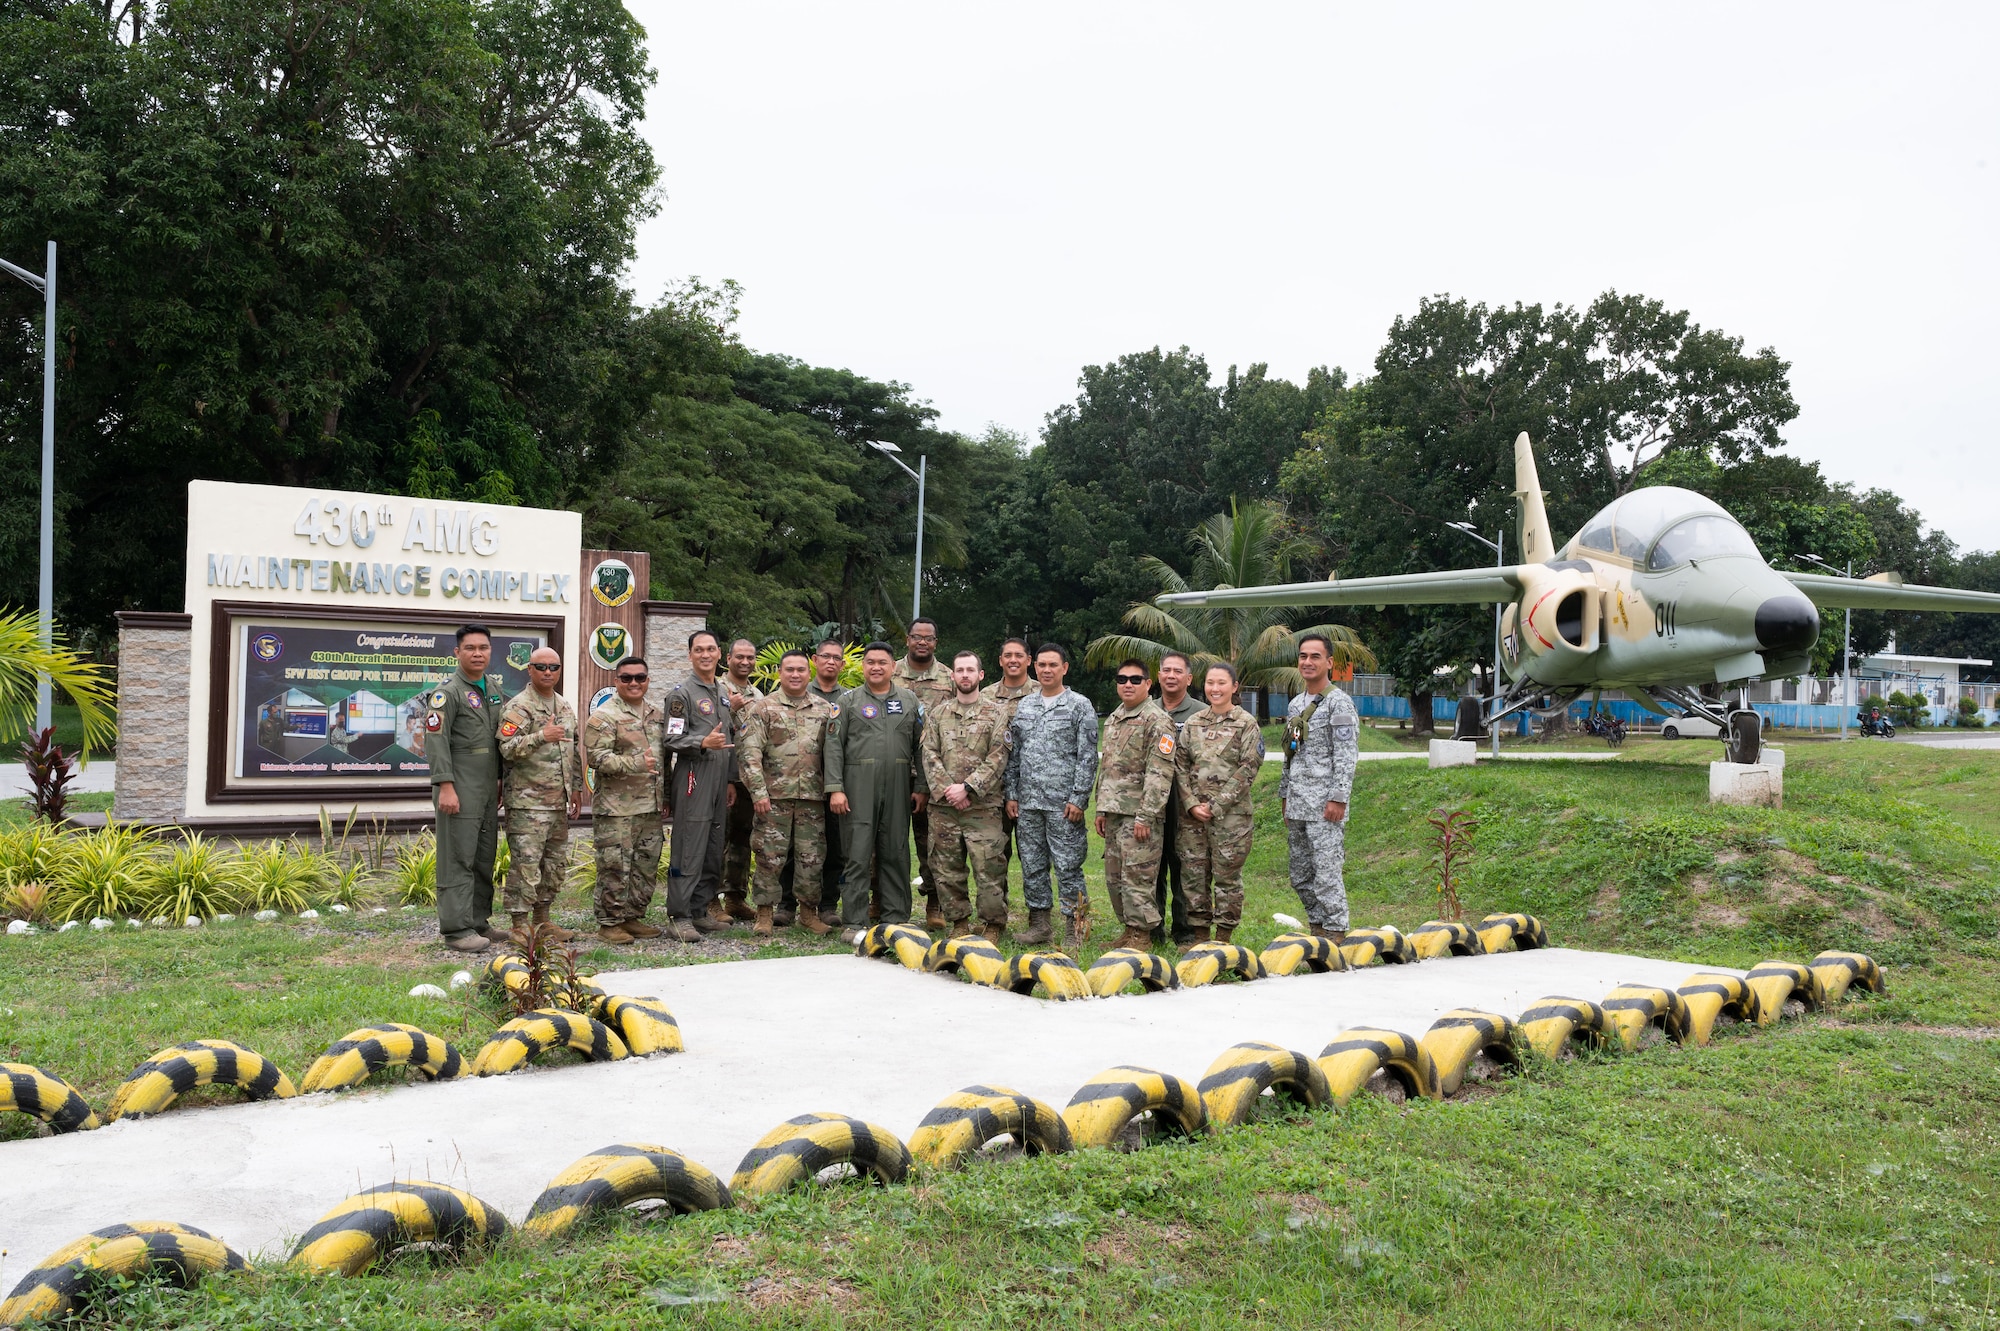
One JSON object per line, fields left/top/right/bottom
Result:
{"left": 1784, "top": 571, "right": 2000, "bottom": 613}
{"left": 1156, "top": 566, "right": 1522, "bottom": 610}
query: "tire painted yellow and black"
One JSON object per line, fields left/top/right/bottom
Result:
{"left": 471, "top": 1008, "right": 629, "bottom": 1076}
{"left": 1600, "top": 983, "right": 1693, "bottom": 1051}
{"left": 1004, "top": 951, "right": 1093, "bottom": 1001}
{"left": 522, "top": 1143, "right": 731, "bottom": 1239}
{"left": 1061, "top": 1065, "right": 1208, "bottom": 1147}
{"left": 105, "top": 1040, "right": 297, "bottom": 1122}
{"left": 1743, "top": 960, "right": 1815, "bottom": 1025}
{"left": 1315, "top": 1029, "right": 1440, "bottom": 1104}
{"left": 484, "top": 954, "right": 533, "bottom": 995}
{"left": 1807, "top": 951, "right": 1885, "bottom": 1006}
{"left": 1514, "top": 996, "right": 1608, "bottom": 1060}
{"left": 730, "top": 1113, "right": 913, "bottom": 1200}
{"left": 1258, "top": 932, "right": 1347, "bottom": 977}
{"left": 1085, "top": 947, "right": 1181, "bottom": 997}
{"left": 1674, "top": 974, "right": 1760, "bottom": 1046}
{"left": 1174, "top": 942, "right": 1269, "bottom": 988}
{"left": 2, "top": 1062, "right": 99, "bottom": 1134}
{"left": 858, "top": 923, "right": 932, "bottom": 970}
{"left": 924, "top": 935, "right": 1011, "bottom": 988}
{"left": 1339, "top": 926, "right": 1416, "bottom": 968}
{"left": 0, "top": 1221, "right": 248, "bottom": 1326}
{"left": 1409, "top": 920, "right": 1486, "bottom": 960}
{"left": 1420, "top": 1009, "right": 1518, "bottom": 1096}
{"left": 1197, "top": 1042, "right": 1333, "bottom": 1126}
{"left": 1474, "top": 912, "right": 1550, "bottom": 954}
{"left": 299, "top": 1024, "right": 467, "bottom": 1094}
{"left": 289, "top": 1181, "right": 511, "bottom": 1276}
{"left": 598, "top": 995, "right": 684, "bottom": 1056}
{"left": 908, "top": 1085, "right": 1074, "bottom": 1166}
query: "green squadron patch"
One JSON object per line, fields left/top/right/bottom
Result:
{"left": 590, "top": 623, "right": 631, "bottom": 669}
{"left": 591, "top": 558, "right": 636, "bottom": 608}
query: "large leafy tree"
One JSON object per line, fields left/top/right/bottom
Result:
{"left": 0, "top": 0, "right": 658, "bottom": 628}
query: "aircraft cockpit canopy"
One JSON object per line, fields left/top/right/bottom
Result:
{"left": 1567, "top": 487, "right": 1755, "bottom": 569}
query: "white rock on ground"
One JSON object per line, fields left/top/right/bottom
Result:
{"left": 7, "top": 920, "right": 35, "bottom": 935}
{"left": 448, "top": 971, "right": 474, "bottom": 990}
{"left": 253, "top": 910, "right": 278, "bottom": 922}
{"left": 407, "top": 983, "right": 449, "bottom": 999}
{"left": 298, "top": 909, "right": 320, "bottom": 920}
{"left": 89, "top": 918, "right": 111, "bottom": 931}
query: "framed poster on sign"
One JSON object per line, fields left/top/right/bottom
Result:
{"left": 206, "top": 602, "right": 565, "bottom": 803}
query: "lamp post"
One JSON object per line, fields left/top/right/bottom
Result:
{"left": 1446, "top": 519, "right": 1506, "bottom": 758}
{"left": 0, "top": 242, "right": 57, "bottom": 734}
{"left": 869, "top": 441, "right": 927, "bottom": 622}
{"left": 1798, "top": 552, "right": 1853, "bottom": 741}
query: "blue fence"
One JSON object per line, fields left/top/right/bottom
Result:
{"left": 1345, "top": 693, "right": 1894, "bottom": 733}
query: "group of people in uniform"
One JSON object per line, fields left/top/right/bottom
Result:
{"left": 421, "top": 620, "right": 1361, "bottom": 956}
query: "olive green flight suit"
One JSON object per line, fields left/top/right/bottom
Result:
{"left": 424, "top": 671, "right": 503, "bottom": 944}
{"left": 823, "top": 684, "right": 928, "bottom": 926}
{"left": 663, "top": 673, "right": 735, "bottom": 923}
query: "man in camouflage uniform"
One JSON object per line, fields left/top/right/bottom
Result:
{"left": 1175, "top": 661, "right": 1264, "bottom": 946}
{"left": 1004, "top": 644, "right": 1098, "bottom": 947}
{"left": 663, "top": 630, "right": 736, "bottom": 939}
{"left": 920, "top": 650, "right": 1012, "bottom": 941}
{"left": 719, "top": 638, "right": 764, "bottom": 925}
{"left": 789, "top": 638, "right": 850, "bottom": 925}
{"left": 737, "top": 648, "right": 836, "bottom": 937}
{"left": 583, "top": 655, "right": 666, "bottom": 944}
{"left": 981, "top": 638, "right": 1034, "bottom": 886}
{"left": 893, "top": 617, "right": 953, "bottom": 929}
{"left": 1281, "top": 632, "right": 1360, "bottom": 942}
{"left": 497, "top": 646, "right": 582, "bottom": 941}
{"left": 426, "top": 625, "right": 508, "bottom": 953}
{"left": 1151, "top": 651, "right": 1203, "bottom": 947}
{"left": 1095, "top": 658, "right": 1178, "bottom": 952}
{"left": 825, "top": 643, "right": 928, "bottom": 940}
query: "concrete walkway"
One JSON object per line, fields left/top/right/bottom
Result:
{"left": 1277, "top": 750, "right": 1623, "bottom": 763}
{"left": 1, "top": 760, "right": 115, "bottom": 799}
{"left": 0, "top": 947, "right": 1734, "bottom": 1267}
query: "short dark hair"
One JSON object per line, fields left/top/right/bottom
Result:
{"left": 779, "top": 648, "right": 811, "bottom": 667}
{"left": 730, "top": 637, "right": 756, "bottom": 653}
{"left": 953, "top": 649, "right": 983, "bottom": 668}
{"left": 908, "top": 617, "right": 938, "bottom": 634}
{"left": 814, "top": 638, "right": 845, "bottom": 655}
{"left": 455, "top": 624, "right": 492, "bottom": 645}
{"left": 999, "top": 637, "right": 1029, "bottom": 654}
{"left": 1034, "top": 642, "right": 1069, "bottom": 664}
{"left": 1159, "top": 651, "right": 1191, "bottom": 672}
{"left": 688, "top": 629, "right": 719, "bottom": 650}
{"left": 1204, "top": 660, "right": 1239, "bottom": 684}
{"left": 864, "top": 640, "right": 895, "bottom": 660}
{"left": 616, "top": 655, "right": 648, "bottom": 672}
{"left": 1295, "top": 631, "right": 1333, "bottom": 656}
{"left": 1116, "top": 657, "right": 1148, "bottom": 677}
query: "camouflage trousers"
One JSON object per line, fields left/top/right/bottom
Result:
{"left": 1284, "top": 816, "right": 1349, "bottom": 930}
{"left": 927, "top": 805, "right": 1009, "bottom": 927}
{"left": 723, "top": 782, "right": 754, "bottom": 899}
{"left": 1177, "top": 806, "right": 1253, "bottom": 930}
{"left": 751, "top": 799, "right": 826, "bottom": 909}
{"left": 1099, "top": 812, "right": 1164, "bottom": 931}
{"left": 1016, "top": 807, "right": 1089, "bottom": 917}
{"left": 503, "top": 806, "right": 571, "bottom": 915}
{"left": 593, "top": 812, "right": 662, "bottom": 926}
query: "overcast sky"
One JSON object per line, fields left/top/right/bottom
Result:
{"left": 623, "top": 2, "right": 2000, "bottom": 553}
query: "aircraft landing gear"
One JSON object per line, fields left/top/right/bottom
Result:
{"left": 1725, "top": 708, "right": 1763, "bottom": 765}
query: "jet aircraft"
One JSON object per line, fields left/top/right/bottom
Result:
{"left": 1157, "top": 433, "right": 2000, "bottom": 762}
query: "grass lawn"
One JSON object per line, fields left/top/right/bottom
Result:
{"left": 3, "top": 741, "right": 1998, "bottom": 1326}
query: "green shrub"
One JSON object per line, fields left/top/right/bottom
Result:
{"left": 46, "top": 823, "right": 157, "bottom": 922}
{"left": 392, "top": 832, "right": 438, "bottom": 906}
{"left": 0, "top": 823, "right": 71, "bottom": 919}
{"left": 1885, "top": 690, "right": 1929, "bottom": 729}
{"left": 319, "top": 857, "right": 374, "bottom": 909}
{"left": 142, "top": 833, "right": 249, "bottom": 922}
{"left": 1955, "top": 696, "right": 1986, "bottom": 728}
{"left": 239, "top": 840, "right": 325, "bottom": 915}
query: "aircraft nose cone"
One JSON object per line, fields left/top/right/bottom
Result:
{"left": 1755, "top": 596, "right": 1820, "bottom": 653}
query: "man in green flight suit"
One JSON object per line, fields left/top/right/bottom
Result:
{"left": 425, "top": 624, "right": 507, "bottom": 953}
{"left": 824, "top": 641, "right": 928, "bottom": 942}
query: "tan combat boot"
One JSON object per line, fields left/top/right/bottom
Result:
{"left": 753, "top": 905, "right": 774, "bottom": 937}
{"left": 982, "top": 919, "right": 1004, "bottom": 945}
{"left": 623, "top": 919, "right": 663, "bottom": 939}
{"left": 799, "top": 905, "right": 833, "bottom": 936}
{"left": 1182, "top": 926, "right": 1211, "bottom": 951}
{"left": 1215, "top": 925, "right": 1234, "bottom": 945}
{"left": 924, "top": 896, "right": 946, "bottom": 931}
{"left": 699, "top": 901, "right": 730, "bottom": 932}
{"left": 724, "top": 892, "right": 756, "bottom": 922}
{"left": 1115, "top": 925, "right": 1153, "bottom": 953}
{"left": 597, "top": 924, "right": 634, "bottom": 945}
{"left": 530, "top": 906, "right": 576, "bottom": 942}
{"left": 1016, "top": 908, "right": 1051, "bottom": 945}
{"left": 668, "top": 917, "right": 702, "bottom": 943}
{"left": 947, "top": 918, "right": 970, "bottom": 939}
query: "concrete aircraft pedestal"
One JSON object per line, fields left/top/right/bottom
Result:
{"left": 1710, "top": 760, "right": 1783, "bottom": 807}
{"left": 1428, "top": 739, "right": 1478, "bottom": 768}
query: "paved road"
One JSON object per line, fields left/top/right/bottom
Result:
{"left": 1, "top": 759, "right": 115, "bottom": 799}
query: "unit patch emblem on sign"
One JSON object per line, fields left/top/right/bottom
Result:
{"left": 507, "top": 641, "right": 534, "bottom": 671}
{"left": 696, "top": 697, "right": 714, "bottom": 716}
{"left": 590, "top": 623, "right": 631, "bottom": 669}
{"left": 590, "top": 686, "right": 616, "bottom": 714}
{"left": 885, "top": 699, "right": 903, "bottom": 714}
{"left": 590, "top": 557, "right": 637, "bottom": 608}
{"left": 251, "top": 632, "right": 284, "bottom": 662}
{"left": 1156, "top": 734, "right": 1175, "bottom": 756}
{"left": 860, "top": 704, "right": 879, "bottom": 719}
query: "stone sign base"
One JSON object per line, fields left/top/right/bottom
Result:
{"left": 1428, "top": 739, "right": 1478, "bottom": 769}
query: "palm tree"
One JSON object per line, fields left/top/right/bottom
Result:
{"left": 0, "top": 610, "right": 117, "bottom": 757}
{"left": 1085, "top": 500, "right": 1374, "bottom": 705}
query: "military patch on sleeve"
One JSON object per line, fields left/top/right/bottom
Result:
{"left": 696, "top": 696, "right": 714, "bottom": 716}
{"left": 885, "top": 698, "right": 903, "bottom": 714}
{"left": 1157, "top": 734, "right": 1176, "bottom": 756}
{"left": 668, "top": 696, "right": 686, "bottom": 718}
{"left": 498, "top": 720, "right": 519, "bottom": 738}
{"left": 828, "top": 704, "right": 840, "bottom": 717}
{"left": 425, "top": 713, "right": 443, "bottom": 732}
{"left": 429, "top": 689, "right": 448, "bottom": 708}
{"left": 465, "top": 691, "right": 482, "bottom": 709}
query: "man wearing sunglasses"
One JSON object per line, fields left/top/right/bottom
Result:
{"left": 583, "top": 655, "right": 666, "bottom": 944}
{"left": 1095, "top": 657, "right": 1178, "bottom": 953}
{"left": 497, "top": 646, "right": 582, "bottom": 942}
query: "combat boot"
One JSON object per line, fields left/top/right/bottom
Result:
{"left": 597, "top": 924, "right": 634, "bottom": 945}
{"left": 724, "top": 892, "right": 756, "bottom": 922}
{"left": 774, "top": 906, "right": 796, "bottom": 927}
{"left": 800, "top": 906, "right": 833, "bottom": 936}
{"left": 697, "top": 902, "right": 729, "bottom": 932}
{"left": 623, "top": 919, "right": 662, "bottom": 939}
{"left": 1311, "top": 924, "right": 1344, "bottom": 946}
{"left": 530, "top": 906, "right": 575, "bottom": 942}
{"left": 668, "top": 917, "right": 702, "bottom": 943}
{"left": 924, "top": 896, "right": 946, "bottom": 931}
{"left": 947, "top": 917, "right": 970, "bottom": 939}
{"left": 447, "top": 933, "right": 492, "bottom": 953}
{"left": 479, "top": 924, "right": 510, "bottom": 943}
{"left": 509, "top": 912, "right": 530, "bottom": 937}
{"left": 982, "top": 920, "right": 1004, "bottom": 945}
{"left": 1183, "top": 926, "right": 1212, "bottom": 949}
{"left": 1016, "top": 908, "right": 1052, "bottom": 945}
{"left": 1214, "top": 925, "right": 1234, "bottom": 944}
{"left": 752, "top": 905, "right": 774, "bottom": 936}
{"left": 1114, "top": 925, "right": 1152, "bottom": 953}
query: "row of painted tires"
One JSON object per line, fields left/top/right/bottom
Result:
{"left": 865, "top": 912, "right": 1553, "bottom": 999}
{"left": 0, "top": 949, "right": 1885, "bottom": 1326}
{"left": 0, "top": 956, "right": 679, "bottom": 1137}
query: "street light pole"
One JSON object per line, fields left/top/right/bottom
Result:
{"left": 1, "top": 241, "right": 56, "bottom": 734}
{"left": 1446, "top": 519, "right": 1506, "bottom": 758}
{"left": 869, "top": 441, "right": 927, "bottom": 623}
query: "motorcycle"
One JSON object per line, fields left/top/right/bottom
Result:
{"left": 1859, "top": 711, "right": 1896, "bottom": 739}
{"left": 1580, "top": 712, "right": 1626, "bottom": 746}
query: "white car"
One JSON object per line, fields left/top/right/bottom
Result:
{"left": 1659, "top": 714, "right": 1723, "bottom": 739}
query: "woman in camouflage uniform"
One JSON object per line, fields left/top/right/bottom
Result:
{"left": 1174, "top": 662, "right": 1264, "bottom": 946}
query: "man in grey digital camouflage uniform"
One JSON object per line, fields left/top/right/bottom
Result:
{"left": 1095, "top": 658, "right": 1177, "bottom": 953}
{"left": 497, "top": 645, "right": 582, "bottom": 941}
{"left": 583, "top": 655, "right": 666, "bottom": 944}
{"left": 1280, "top": 632, "right": 1360, "bottom": 941}
{"left": 921, "top": 650, "right": 1012, "bottom": 942}
{"left": 737, "top": 648, "right": 836, "bottom": 937}
{"left": 1175, "top": 661, "right": 1264, "bottom": 946}
{"left": 1004, "top": 643, "right": 1098, "bottom": 947}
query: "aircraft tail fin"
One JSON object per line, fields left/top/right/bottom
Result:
{"left": 1513, "top": 432, "right": 1556, "bottom": 564}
